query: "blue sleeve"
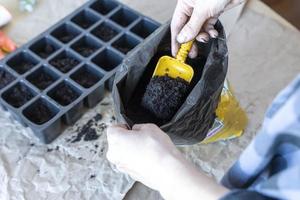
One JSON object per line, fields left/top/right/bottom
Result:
{"left": 221, "top": 75, "right": 300, "bottom": 200}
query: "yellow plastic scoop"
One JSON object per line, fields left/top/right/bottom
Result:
{"left": 152, "top": 40, "right": 194, "bottom": 83}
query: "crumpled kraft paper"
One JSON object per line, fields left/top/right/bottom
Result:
{"left": 0, "top": 95, "right": 134, "bottom": 200}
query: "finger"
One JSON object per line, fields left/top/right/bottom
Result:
{"left": 177, "top": 7, "right": 207, "bottom": 44}
{"left": 203, "top": 17, "right": 219, "bottom": 38}
{"left": 171, "top": 1, "right": 189, "bottom": 57}
{"left": 196, "top": 32, "right": 209, "bottom": 43}
{"left": 188, "top": 43, "right": 198, "bottom": 58}
{"left": 132, "top": 124, "right": 143, "bottom": 131}
{"left": 0, "top": 31, "right": 16, "bottom": 52}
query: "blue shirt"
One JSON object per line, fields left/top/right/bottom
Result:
{"left": 221, "top": 75, "right": 300, "bottom": 200}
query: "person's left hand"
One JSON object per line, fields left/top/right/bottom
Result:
{"left": 106, "top": 123, "right": 183, "bottom": 191}
{"left": 0, "top": 5, "right": 16, "bottom": 59}
{"left": 106, "top": 124, "right": 229, "bottom": 200}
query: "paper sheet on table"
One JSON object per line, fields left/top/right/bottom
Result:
{"left": 1, "top": 0, "right": 300, "bottom": 200}
{"left": 0, "top": 95, "right": 134, "bottom": 200}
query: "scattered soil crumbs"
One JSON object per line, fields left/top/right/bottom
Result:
{"left": 0, "top": 70, "right": 14, "bottom": 89}
{"left": 46, "top": 146, "right": 60, "bottom": 153}
{"left": 83, "top": 128, "right": 98, "bottom": 141}
{"left": 142, "top": 75, "right": 189, "bottom": 120}
{"left": 90, "top": 174, "right": 96, "bottom": 179}
{"left": 70, "top": 113, "right": 106, "bottom": 143}
{"left": 100, "top": 148, "right": 104, "bottom": 153}
{"left": 93, "top": 114, "right": 102, "bottom": 121}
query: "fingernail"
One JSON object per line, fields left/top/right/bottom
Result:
{"left": 211, "top": 32, "right": 218, "bottom": 38}
{"left": 177, "top": 33, "right": 186, "bottom": 43}
{"left": 200, "top": 38, "right": 208, "bottom": 43}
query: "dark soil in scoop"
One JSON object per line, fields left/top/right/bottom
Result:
{"left": 93, "top": 25, "right": 118, "bottom": 42}
{"left": 50, "top": 57, "right": 79, "bottom": 73}
{"left": 142, "top": 75, "right": 189, "bottom": 120}
{"left": 0, "top": 70, "right": 14, "bottom": 89}
{"left": 49, "top": 84, "right": 79, "bottom": 106}
{"left": 3, "top": 84, "right": 34, "bottom": 108}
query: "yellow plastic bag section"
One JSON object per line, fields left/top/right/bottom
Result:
{"left": 201, "top": 79, "right": 248, "bottom": 144}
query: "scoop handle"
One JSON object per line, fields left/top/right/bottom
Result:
{"left": 176, "top": 40, "right": 194, "bottom": 63}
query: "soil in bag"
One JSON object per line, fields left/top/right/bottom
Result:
{"left": 126, "top": 38, "right": 207, "bottom": 126}
{"left": 141, "top": 75, "right": 190, "bottom": 120}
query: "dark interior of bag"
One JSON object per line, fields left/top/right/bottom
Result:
{"left": 125, "top": 32, "right": 209, "bottom": 126}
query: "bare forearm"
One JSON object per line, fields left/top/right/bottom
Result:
{"left": 157, "top": 151, "right": 228, "bottom": 200}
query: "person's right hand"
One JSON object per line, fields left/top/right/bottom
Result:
{"left": 171, "top": 0, "right": 245, "bottom": 58}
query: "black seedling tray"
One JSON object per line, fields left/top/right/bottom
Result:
{"left": 0, "top": 0, "right": 160, "bottom": 143}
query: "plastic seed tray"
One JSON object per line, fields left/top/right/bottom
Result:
{"left": 0, "top": 0, "right": 160, "bottom": 143}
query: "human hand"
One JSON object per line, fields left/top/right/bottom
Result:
{"left": 106, "top": 124, "right": 228, "bottom": 200}
{"left": 0, "top": 5, "right": 16, "bottom": 59}
{"left": 171, "top": 0, "right": 245, "bottom": 58}
{"left": 106, "top": 124, "right": 182, "bottom": 191}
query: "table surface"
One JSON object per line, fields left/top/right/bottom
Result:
{"left": 1, "top": 0, "right": 300, "bottom": 199}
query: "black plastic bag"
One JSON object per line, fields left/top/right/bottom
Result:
{"left": 112, "top": 21, "right": 228, "bottom": 145}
